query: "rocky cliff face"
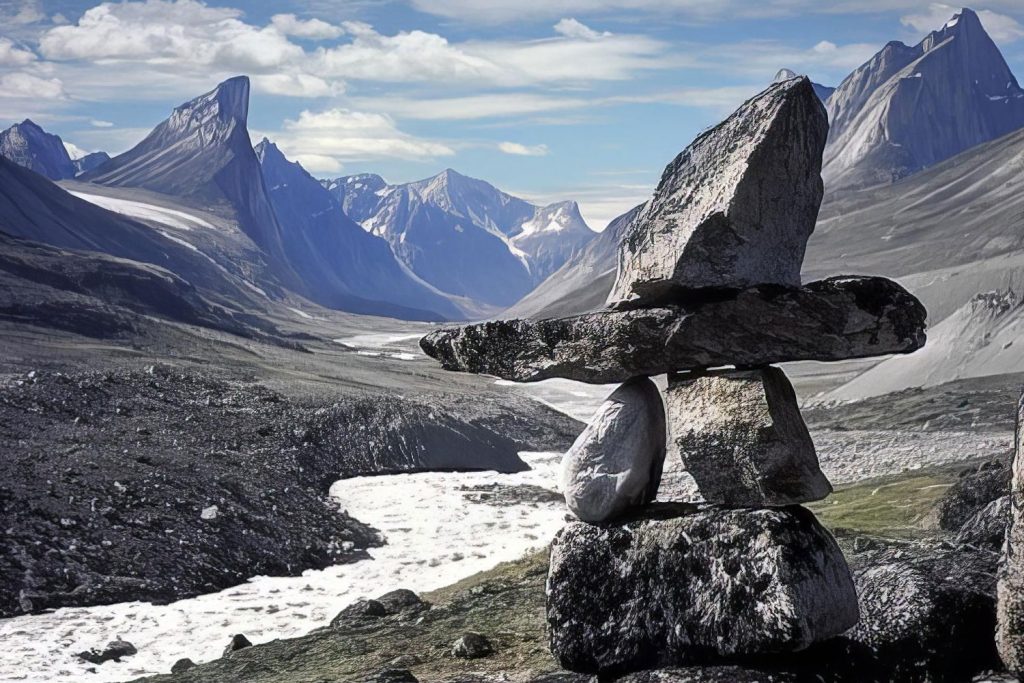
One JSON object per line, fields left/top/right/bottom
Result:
{"left": 0, "top": 119, "right": 76, "bottom": 180}
{"left": 823, "top": 8, "right": 1024, "bottom": 190}
{"left": 82, "top": 77, "right": 295, "bottom": 280}
{"left": 255, "top": 139, "right": 463, "bottom": 321}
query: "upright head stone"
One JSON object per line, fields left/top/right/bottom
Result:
{"left": 607, "top": 77, "right": 828, "bottom": 309}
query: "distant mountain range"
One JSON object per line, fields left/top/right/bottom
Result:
{"left": 323, "top": 170, "right": 595, "bottom": 308}
{"left": 0, "top": 78, "right": 592, "bottom": 321}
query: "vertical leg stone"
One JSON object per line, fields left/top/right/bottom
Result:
{"left": 997, "top": 390, "right": 1024, "bottom": 674}
{"left": 664, "top": 366, "right": 831, "bottom": 507}
{"left": 561, "top": 376, "right": 666, "bottom": 522}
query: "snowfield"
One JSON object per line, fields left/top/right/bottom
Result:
{"left": 68, "top": 191, "right": 216, "bottom": 231}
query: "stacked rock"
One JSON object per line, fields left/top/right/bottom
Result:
{"left": 419, "top": 77, "right": 928, "bottom": 675}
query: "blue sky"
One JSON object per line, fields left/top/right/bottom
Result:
{"left": 2, "top": 0, "right": 1024, "bottom": 228}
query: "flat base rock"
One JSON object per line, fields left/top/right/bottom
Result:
{"left": 546, "top": 504, "right": 858, "bottom": 674}
{"left": 665, "top": 367, "right": 831, "bottom": 506}
{"left": 420, "top": 277, "right": 926, "bottom": 384}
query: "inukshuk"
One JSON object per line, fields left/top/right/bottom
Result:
{"left": 420, "top": 77, "right": 928, "bottom": 675}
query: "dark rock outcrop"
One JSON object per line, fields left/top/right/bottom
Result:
{"left": 957, "top": 495, "right": 1010, "bottom": 549}
{"left": 223, "top": 634, "right": 252, "bottom": 656}
{"left": 936, "top": 459, "right": 1010, "bottom": 532}
{"left": 332, "top": 599, "right": 388, "bottom": 625}
{"left": 665, "top": 367, "right": 830, "bottom": 506}
{"left": 171, "top": 658, "right": 196, "bottom": 673}
{"left": 421, "top": 276, "right": 926, "bottom": 384}
{"left": 562, "top": 377, "right": 666, "bottom": 522}
{"left": 845, "top": 544, "right": 1001, "bottom": 682}
{"left": 452, "top": 632, "right": 494, "bottom": 659}
{"left": 546, "top": 505, "right": 857, "bottom": 674}
{"left": 376, "top": 589, "right": 430, "bottom": 616}
{"left": 607, "top": 77, "right": 827, "bottom": 308}
{"left": 998, "top": 392, "right": 1024, "bottom": 674}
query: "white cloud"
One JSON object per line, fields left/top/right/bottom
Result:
{"left": 0, "top": 72, "right": 64, "bottom": 98}
{"left": 553, "top": 18, "right": 611, "bottom": 41}
{"left": 498, "top": 141, "right": 549, "bottom": 156}
{"left": 0, "top": 38, "right": 35, "bottom": 66}
{"left": 270, "top": 13, "right": 342, "bottom": 40}
{"left": 252, "top": 72, "right": 340, "bottom": 97}
{"left": 274, "top": 108, "right": 455, "bottom": 165}
{"left": 90, "top": 119, "right": 113, "bottom": 127}
{"left": 901, "top": 4, "right": 1024, "bottom": 44}
{"left": 352, "top": 92, "right": 592, "bottom": 120}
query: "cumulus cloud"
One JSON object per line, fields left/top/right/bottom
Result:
{"left": 270, "top": 13, "right": 342, "bottom": 40}
{"left": 0, "top": 71, "right": 64, "bottom": 98}
{"left": 498, "top": 141, "right": 549, "bottom": 156}
{"left": 0, "top": 37, "right": 35, "bottom": 66}
{"left": 901, "top": 4, "right": 1024, "bottom": 43}
{"left": 274, "top": 107, "right": 455, "bottom": 166}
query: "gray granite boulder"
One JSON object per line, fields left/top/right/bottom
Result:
{"left": 607, "top": 77, "right": 827, "bottom": 309}
{"left": 546, "top": 504, "right": 857, "bottom": 674}
{"left": 848, "top": 544, "right": 1001, "bottom": 682}
{"left": 420, "top": 276, "right": 926, "bottom": 384}
{"left": 956, "top": 495, "right": 1010, "bottom": 549}
{"left": 561, "top": 377, "right": 666, "bottom": 522}
{"left": 664, "top": 367, "right": 830, "bottom": 506}
{"left": 998, "top": 391, "right": 1024, "bottom": 675}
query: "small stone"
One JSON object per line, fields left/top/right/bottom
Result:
{"left": 388, "top": 654, "right": 421, "bottom": 668}
{"left": 171, "top": 658, "right": 196, "bottom": 673}
{"left": 664, "top": 367, "right": 831, "bottom": 506}
{"left": 562, "top": 376, "right": 666, "bottom": 522}
{"left": 200, "top": 505, "right": 219, "bottom": 521}
{"left": 998, "top": 391, "right": 1024, "bottom": 674}
{"left": 607, "top": 77, "right": 827, "bottom": 309}
{"left": 452, "top": 632, "right": 494, "bottom": 659}
{"left": 76, "top": 638, "right": 137, "bottom": 665}
{"left": 331, "top": 599, "right": 387, "bottom": 626}
{"left": 222, "top": 633, "right": 252, "bottom": 657}
{"left": 420, "top": 277, "right": 927, "bottom": 384}
{"left": 547, "top": 505, "right": 857, "bottom": 674}
{"left": 376, "top": 589, "right": 429, "bottom": 615}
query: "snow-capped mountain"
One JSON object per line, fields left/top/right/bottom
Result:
{"left": 823, "top": 7, "right": 1024, "bottom": 190}
{"left": 324, "top": 169, "right": 596, "bottom": 309}
{"left": 506, "top": 204, "right": 644, "bottom": 319}
{"left": 0, "top": 119, "right": 76, "bottom": 180}
{"left": 254, "top": 139, "right": 463, "bottom": 320}
{"left": 774, "top": 68, "right": 835, "bottom": 103}
{"left": 72, "top": 151, "right": 110, "bottom": 177}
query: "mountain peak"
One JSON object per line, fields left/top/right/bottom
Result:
{"left": 166, "top": 75, "right": 250, "bottom": 140}
{"left": 0, "top": 118, "right": 75, "bottom": 180}
{"left": 774, "top": 68, "right": 799, "bottom": 82}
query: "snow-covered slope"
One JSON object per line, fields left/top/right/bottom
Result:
{"left": 824, "top": 290, "right": 1024, "bottom": 402}
{"left": 0, "top": 119, "right": 75, "bottom": 180}
{"left": 255, "top": 139, "right": 464, "bottom": 321}
{"left": 325, "top": 169, "right": 596, "bottom": 309}
{"left": 823, "top": 8, "right": 1024, "bottom": 190}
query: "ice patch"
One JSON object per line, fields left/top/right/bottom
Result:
{"left": 68, "top": 192, "right": 216, "bottom": 231}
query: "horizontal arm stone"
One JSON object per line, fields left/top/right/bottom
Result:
{"left": 420, "top": 276, "right": 926, "bottom": 384}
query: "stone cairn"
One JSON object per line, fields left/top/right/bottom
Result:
{"left": 420, "top": 77, "right": 928, "bottom": 675}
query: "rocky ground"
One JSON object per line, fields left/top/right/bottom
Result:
{"left": 131, "top": 457, "right": 1011, "bottom": 683}
{"left": 0, "top": 315, "right": 581, "bottom": 620}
